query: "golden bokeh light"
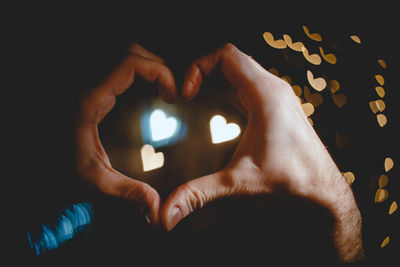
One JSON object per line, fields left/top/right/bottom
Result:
{"left": 378, "top": 59, "right": 387, "bottom": 69}
{"left": 327, "top": 80, "right": 340, "bottom": 94}
{"left": 304, "top": 85, "right": 323, "bottom": 107}
{"left": 283, "top": 34, "right": 304, "bottom": 51}
{"left": 377, "top": 114, "right": 387, "bottom": 127}
{"left": 301, "top": 102, "right": 314, "bottom": 117}
{"left": 375, "top": 74, "right": 385, "bottom": 86}
{"left": 375, "top": 188, "right": 389, "bottom": 203}
{"left": 375, "top": 86, "right": 385, "bottom": 98}
{"left": 384, "top": 157, "right": 394, "bottom": 172}
{"left": 378, "top": 174, "right": 389, "bottom": 188}
{"left": 302, "top": 46, "right": 322, "bottom": 65}
{"left": 319, "top": 47, "right": 337, "bottom": 64}
{"left": 381, "top": 236, "right": 390, "bottom": 248}
{"left": 303, "top": 25, "right": 322, "bottom": 41}
{"left": 263, "top": 32, "right": 287, "bottom": 49}
{"left": 389, "top": 201, "right": 397, "bottom": 215}
{"left": 343, "top": 172, "right": 355, "bottom": 184}
{"left": 332, "top": 93, "right": 347, "bottom": 108}
{"left": 369, "top": 101, "right": 379, "bottom": 114}
{"left": 292, "top": 85, "right": 302, "bottom": 96}
{"left": 350, "top": 35, "right": 361, "bottom": 44}
{"left": 375, "top": 99, "right": 386, "bottom": 112}
{"left": 307, "top": 70, "right": 326, "bottom": 91}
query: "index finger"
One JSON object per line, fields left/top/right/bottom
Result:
{"left": 181, "top": 43, "right": 274, "bottom": 101}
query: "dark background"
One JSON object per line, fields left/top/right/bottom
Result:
{"left": 4, "top": 3, "right": 399, "bottom": 266}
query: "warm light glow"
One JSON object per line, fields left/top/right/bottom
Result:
{"left": 141, "top": 144, "right": 164, "bottom": 172}
{"left": 302, "top": 46, "right": 322, "bottom": 65}
{"left": 389, "top": 201, "right": 397, "bottom": 215}
{"left": 350, "top": 35, "right": 361, "bottom": 44}
{"left": 303, "top": 25, "right": 322, "bottom": 42}
{"left": 210, "top": 115, "right": 241, "bottom": 144}
{"left": 384, "top": 157, "right": 394, "bottom": 172}
{"left": 319, "top": 47, "right": 337, "bottom": 64}
{"left": 307, "top": 70, "right": 326, "bottom": 91}
{"left": 150, "top": 109, "right": 177, "bottom": 142}
{"left": 263, "top": 32, "right": 287, "bottom": 49}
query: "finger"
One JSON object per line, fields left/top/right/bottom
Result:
{"left": 80, "top": 53, "right": 177, "bottom": 124}
{"left": 99, "top": 53, "right": 177, "bottom": 102}
{"left": 181, "top": 43, "right": 273, "bottom": 102}
{"left": 88, "top": 166, "right": 162, "bottom": 227}
{"left": 127, "top": 43, "right": 165, "bottom": 64}
{"left": 161, "top": 171, "right": 231, "bottom": 231}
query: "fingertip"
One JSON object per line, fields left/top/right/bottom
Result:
{"left": 181, "top": 79, "right": 196, "bottom": 101}
{"left": 182, "top": 64, "right": 202, "bottom": 100}
{"left": 164, "top": 206, "right": 182, "bottom": 231}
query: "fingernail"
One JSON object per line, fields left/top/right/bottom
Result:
{"left": 166, "top": 206, "right": 181, "bottom": 231}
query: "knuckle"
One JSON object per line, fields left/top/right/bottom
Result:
{"left": 221, "top": 42, "right": 238, "bottom": 55}
{"left": 181, "top": 184, "right": 207, "bottom": 213}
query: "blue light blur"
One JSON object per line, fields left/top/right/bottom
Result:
{"left": 25, "top": 202, "right": 93, "bottom": 255}
{"left": 141, "top": 109, "right": 186, "bottom": 148}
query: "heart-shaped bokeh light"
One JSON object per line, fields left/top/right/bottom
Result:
{"left": 210, "top": 115, "right": 241, "bottom": 144}
{"left": 150, "top": 109, "right": 177, "bottom": 142}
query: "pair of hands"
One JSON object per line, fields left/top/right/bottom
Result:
{"left": 74, "top": 43, "right": 363, "bottom": 262}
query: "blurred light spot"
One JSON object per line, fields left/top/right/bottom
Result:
{"left": 375, "top": 74, "right": 385, "bottom": 86}
{"left": 263, "top": 32, "right": 287, "bottom": 49}
{"left": 375, "top": 86, "right": 385, "bottom": 98}
{"left": 375, "top": 188, "right": 389, "bottom": 203}
{"left": 150, "top": 109, "right": 177, "bottom": 141}
{"left": 210, "top": 115, "right": 240, "bottom": 144}
{"left": 304, "top": 85, "right": 323, "bottom": 107}
{"left": 381, "top": 236, "right": 390, "bottom": 248}
{"left": 141, "top": 144, "right": 164, "bottom": 172}
{"left": 332, "top": 93, "right": 347, "bottom": 108}
{"left": 141, "top": 109, "right": 186, "bottom": 148}
{"left": 350, "top": 35, "right": 361, "bottom": 44}
{"left": 343, "top": 172, "right": 355, "bottom": 184}
{"left": 384, "top": 157, "right": 394, "bottom": 172}
{"left": 283, "top": 34, "right": 304, "bottom": 52}
{"left": 25, "top": 202, "right": 93, "bottom": 255}
{"left": 307, "top": 70, "right": 326, "bottom": 91}
{"left": 378, "top": 59, "right": 387, "bottom": 69}
{"left": 389, "top": 201, "right": 397, "bottom": 215}
{"left": 377, "top": 114, "right": 387, "bottom": 127}
{"left": 303, "top": 25, "right": 322, "bottom": 41}
{"left": 327, "top": 80, "right": 340, "bottom": 94}
{"left": 302, "top": 46, "right": 322, "bottom": 65}
{"left": 378, "top": 174, "right": 389, "bottom": 188}
{"left": 292, "top": 85, "right": 302, "bottom": 96}
{"left": 319, "top": 47, "right": 337, "bottom": 64}
{"left": 302, "top": 103, "right": 314, "bottom": 117}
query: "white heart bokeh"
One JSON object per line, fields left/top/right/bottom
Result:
{"left": 150, "top": 109, "right": 177, "bottom": 142}
{"left": 141, "top": 144, "right": 164, "bottom": 172}
{"left": 210, "top": 115, "right": 241, "bottom": 144}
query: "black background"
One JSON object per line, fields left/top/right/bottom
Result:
{"left": 3, "top": 3, "right": 400, "bottom": 266}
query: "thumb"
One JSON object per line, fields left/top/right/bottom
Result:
{"left": 161, "top": 170, "right": 231, "bottom": 231}
{"left": 87, "top": 167, "right": 162, "bottom": 227}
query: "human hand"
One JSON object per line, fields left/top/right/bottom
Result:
{"left": 161, "top": 43, "right": 364, "bottom": 262}
{"left": 73, "top": 43, "right": 177, "bottom": 227}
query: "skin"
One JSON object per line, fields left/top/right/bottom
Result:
{"left": 74, "top": 43, "right": 364, "bottom": 262}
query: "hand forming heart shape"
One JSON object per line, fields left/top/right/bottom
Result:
{"left": 73, "top": 42, "right": 363, "bottom": 261}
